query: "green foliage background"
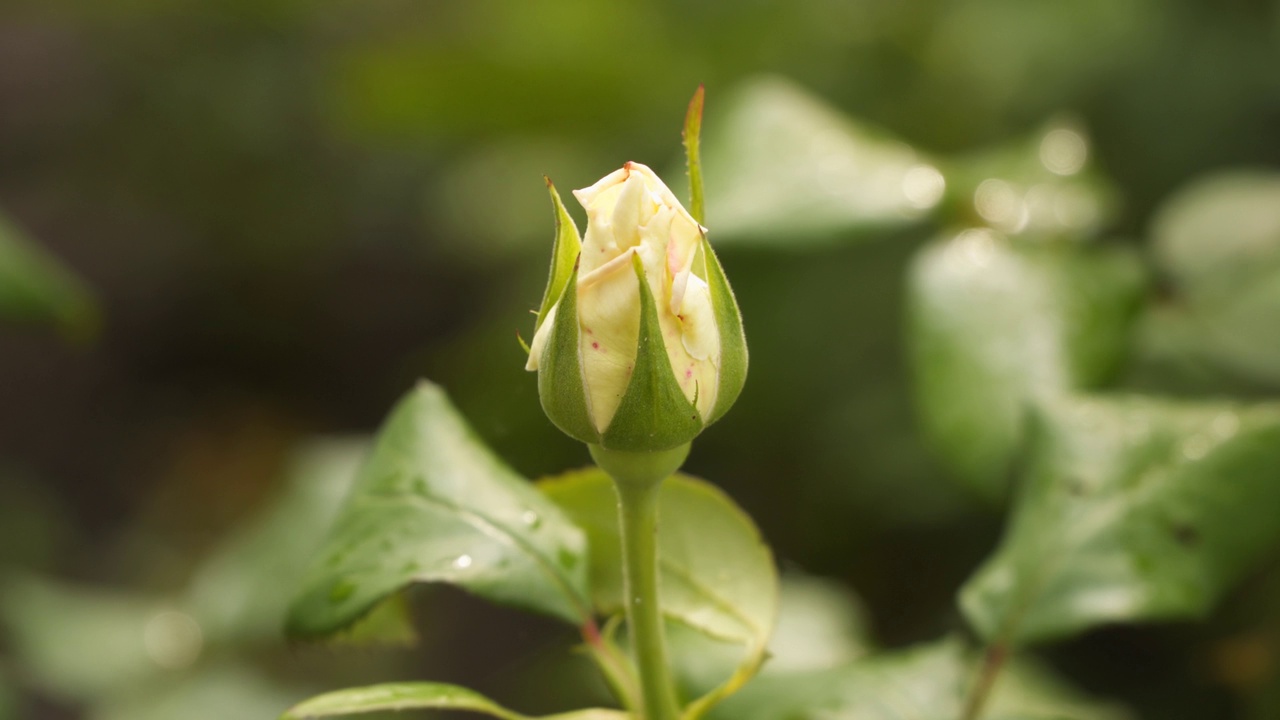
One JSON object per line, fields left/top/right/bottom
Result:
{"left": 1, "top": 0, "right": 1280, "bottom": 718}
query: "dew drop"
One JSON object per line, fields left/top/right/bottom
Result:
{"left": 143, "top": 610, "right": 203, "bottom": 669}
{"left": 1211, "top": 412, "right": 1239, "bottom": 439}
{"left": 521, "top": 510, "right": 541, "bottom": 528}
{"left": 452, "top": 554, "right": 473, "bottom": 570}
{"left": 1040, "top": 128, "right": 1088, "bottom": 176}
{"left": 901, "top": 164, "right": 946, "bottom": 210}
{"left": 974, "top": 179, "right": 1028, "bottom": 232}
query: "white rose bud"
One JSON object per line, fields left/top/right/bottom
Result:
{"left": 525, "top": 162, "right": 747, "bottom": 452}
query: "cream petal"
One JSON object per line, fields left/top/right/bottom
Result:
{"left": 578, "top": 183, "right": 628, "bottom": 275}
{"left": 665, "top": 213, "right": 701, "bottom": 315}
{"left": 573, "top": 166, "right": 629, "bottom": 209}
{"left": 679, "top": 275, "right": 719, "bottom": 363}
{"left": 668, "top": 273, "right": 719, "bottom": 419}
{"left": 578, "top": 248, "right": 642, "bottom": 432}
{"left": 624, "top": 161, "right": 683, "bottom": 212}
{"left": 610, "top": 172, "right": 648, "bottom": 251}
{"left": 563, "top": 161, "right": 724, "bottom": 432}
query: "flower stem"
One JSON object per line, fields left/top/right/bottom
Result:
{"left": 615, "top": 475, "right": 681, "bottom": 720}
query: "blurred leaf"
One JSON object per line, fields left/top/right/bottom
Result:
{"left": 0, "top": 212, "right": 97, "bottom": 338}
{"left": 701, "top": 76, "right": 941, "bottom": 246}
{"left": 908, "top": 230, "right": 1145, "bottom": 501}
{"left": 987, "top": 657, "right": 1131, "bottom": 720}
{"left": 1146, "top": 171, "right": 1280, "bottom": 386}
{"left": 766, "top": 574, "right": 873, "bottom": 672}
{"left": 540, "top": 469, "right": 776, "bottom": 648}
{"left": 943, "top": 119, "right": 1118, "bottom": 239}
{"left": 1151, "top": 171, "right": 1280, "bottom": 306}
{"left": 708, "top": 637, "right": 1127, "bottom": 720}
{"left": 286, "top": 382, "right": 590, "bottom": 639}
{"left": 95, "top": 663, "right": 302, "bottom": 720}
{"left": 280, "top": 682, "right": 627, "bottom": 720}
{"left": 962, "top": 395, "right": 1280, "bottom": 645}
{"left": 708, "top": 638, "right": 966, "bottom": 720}
{"left": 187, "top": 438, "right": 368, "bottom": 645}
{"left": 667, "top": 574, "right": 870, "bottom": 699}
{"left": 0, "top": 576, "right": 188, "bottom": 699}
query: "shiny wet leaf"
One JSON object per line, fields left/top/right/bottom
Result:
{"left": 962, "top": 395, "right": 1280, "bottom": 645}
{"left": 909, "top": 230, "right": 1145, "bottom": 501}
{"left": 286, "top": 382, "right": 591, "bottom": 639}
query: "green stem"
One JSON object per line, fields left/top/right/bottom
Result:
{"left": 959, "top": 641, "right": 1008, "bottom": 720}
{"left": 614, "top": 475, "right": 681, "bottom": 720}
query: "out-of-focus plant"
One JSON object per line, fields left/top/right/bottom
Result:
{"left": 0, "top": 441, "right": 370, "bottom": 720}
{"left": 0, "top": 212, "right": 96, "bottom": 340}
{"left": 702, "top": 79, "right": 1280, "bottom": 719}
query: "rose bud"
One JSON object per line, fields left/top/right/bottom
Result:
{"left": 525, "top": 162, "right": 746, "bottom": 453}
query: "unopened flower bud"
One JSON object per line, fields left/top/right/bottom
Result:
{"left": 525, "top": 162, "right": 746, "bottom": 452}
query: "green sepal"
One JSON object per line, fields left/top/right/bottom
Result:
{"left": 684, "top": 84, "right": 707, "bottom": 226}
{"left": 535, "top": 178, "right": 582, "bottom": 334}
{"left": 538, "top": 259, "right": 600, "bottom": 444}
{"left": 601, "top": 254, "right": 704, "bottom": 451}
{"left": 701, "top": 235, "right": 748, "bottom": 425}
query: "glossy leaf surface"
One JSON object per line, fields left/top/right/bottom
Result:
{"left": 943, "top": 119, "right": 1117, "bottom": 240}
{"left": 286, "top": 382, "right": 590, "bottom": 638}
{"left": 962, "top": 395, "right": 1280, "bottom": 645}
{"left": 189, "top": 439, "right": 369, "bottom": 645}
{"left": 281, "top": 682, "right": 627, "bottom": 720}
{"left": 909, "top": 230, "right": 1144, "bottom": 501}
{"left": 701, "top": 76, "right": 940, "bottom": 245}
